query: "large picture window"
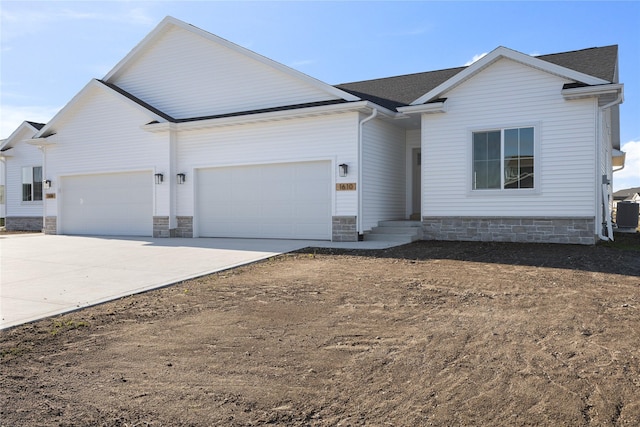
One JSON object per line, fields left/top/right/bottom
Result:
{"left": 472, "top": 127, "right": 534, "bottom": 190}
{"left": 22, "top": 166, "right": 43, "bottom": 202}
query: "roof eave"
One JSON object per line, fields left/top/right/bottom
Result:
{"left": 398, "top": 101, "right": 447, "bottom": 115}
{"left": 142, "top": 100, "right": 397, "bottom": 133}
{"left": 561, "top": 83, "right": 624, "bottom": 100}
{"left": 34, "top": 79, "right": 170, "bottom": 138}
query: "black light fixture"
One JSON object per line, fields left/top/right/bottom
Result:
{"left": 177, "top": 173, "right": 186, "bottom": 184}
{"left": 339, "top": 163, "right": 349, "bottom": 177}
{"left": 43, "top": 179, "right": 52, "bottom": 190}
{"left": 154, "top": 173, "right": 164, "bottom": 184}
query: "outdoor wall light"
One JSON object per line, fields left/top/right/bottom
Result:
{"left": 339, "top": 163, "right": 349, "bottom": 177}
{"left": 177, "top": 173, "right": 186, "bottom": 184}
{"left": 154, "top": 173, "right": 164, "bottom": 184}
{"left": 43, "top": 179, "right": 52, "bottom": 190}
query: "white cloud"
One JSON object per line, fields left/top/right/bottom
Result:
{"left": 289, "top": 59, "right": 316, "bottom": 68}
{"left": 464, "top": 52, "right": 487, "bottom": 66}
{"left": 0, "top": 5, "right": 155, "bottom": 44}
{"left": 0, "top": 105, "right": 60, "bottom": 139}
{"left": 613, "top": 140, "right": 640, "bottom": 191}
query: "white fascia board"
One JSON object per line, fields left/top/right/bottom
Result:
{"left": 411, "top": 46, "right": 611, "bottom": 106}
{"left": 34, "top": 79, "right": 168, "bottom": 138}
{"left": 561, "top": 83, "right": 623, "bottom": 100}
{"left": 397, "top": 101, "right": 446, "bottom": 114}
{"left": 142, "top": 101, "right": 395, "bottom": 133}
{"left": 1, "top": 121, "right": 41, "bottom": 149}
{"left": 104, "top": 16, "right": 360, "bottom": 103}
{"left": 94, "top": 81, "right": 169, "bottom": 123}
{"left": 0, "top": 147, "right": 13, "bottom": 158}
{"left": 103, "top": 16, "right": 176, "bottom": 82}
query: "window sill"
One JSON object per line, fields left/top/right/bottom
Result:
{"left": 467, "top": 188, "right": 541, "bottom": 197}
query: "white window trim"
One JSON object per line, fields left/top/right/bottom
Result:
{"left": 466, "top": 122, "right": 541, "bottom": 196}
{"left": 21, "top": 165, "right": 44, "bottom": 204}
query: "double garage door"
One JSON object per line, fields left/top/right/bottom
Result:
{"left": 60, "top": 171, "right": 153, "bottom": 236}
{"left": 197, "top": 161, "right": 331, "bottom": 240}
{"left": 58, "top": 162, "right": 332, "bottom": 239}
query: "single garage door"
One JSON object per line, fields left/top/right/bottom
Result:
{"left": 197, "top": 161, "right": 331, "bottom": 239}
{"left": 60, "top": 171, "right": 153, "bottom": 236}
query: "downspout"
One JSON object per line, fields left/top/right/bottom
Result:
{"left": 39, "top": 145, "right": 47, "bottom": 232}
{"left": 597, "top": 89, "right": 624, "bottom": 241}
{"left": 357, "top": 108, "right": 377, "bottom": 235}
{"left": 0, "top": 154, "right": 6, "bottom": 228}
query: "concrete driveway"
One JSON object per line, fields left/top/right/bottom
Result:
{"left": 1, "top": 234, "right": 402, "bottom": 329}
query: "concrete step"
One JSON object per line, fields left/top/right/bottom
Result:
{"left": 363, "top": 219, "right": 423, "bottom": 243}
{"left": 363, "top": 233, "right": 418, "bottom": 243}
{"left": 369, "top": 226, "right": 421, "bottom": 235}
{"left": 378, "top": 220, "right": 423, "bottom": 228}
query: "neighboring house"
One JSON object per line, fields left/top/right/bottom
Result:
{"left": 18, "top": 16, "right": 624, "bottom": 244}
{"left": 0, "top": 121, "right": 46, "bottom": 230}
{"left": 613, "top": 187, "right": 640, "bottom": 205}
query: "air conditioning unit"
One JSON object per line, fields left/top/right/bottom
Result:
{"left": 616, "top": 202, "right": 639, "bottom": 229}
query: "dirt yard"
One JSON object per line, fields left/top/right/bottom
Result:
{"left": 1, "top": 234, "right": 639, "bottom": 426}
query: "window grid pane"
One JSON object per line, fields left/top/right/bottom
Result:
{"left": 473, "top": 127, "right": 534, "bottom": 191}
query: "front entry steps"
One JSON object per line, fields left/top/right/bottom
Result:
{"left": 363, "top": 220, "right": 423, "bottom": 243}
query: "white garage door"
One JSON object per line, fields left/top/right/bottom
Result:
{"left": 197, "top": 161, "right": 331, "bottom": 239}
{"left": 60, "top": 171, "right": 153, "bottom": 236}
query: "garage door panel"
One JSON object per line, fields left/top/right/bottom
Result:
{"left": 61, "top": 171, "right": 152, "bottom": 236}
{"left": 197, "top": 161, "right": 331, "bottom": 239}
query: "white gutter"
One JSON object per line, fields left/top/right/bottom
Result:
{"left": 596, "top": 87, "right": 624, "bottom": 241}
{"left": 562, "top": 83, "right": 623, "bottom": 100}
{"left": 143, "top": 101, "right": 400, "bottom": 133}
{"left": 357, "top": 108, "right": 378, "bottom": 234}
{"left": 612, "top": 148, "right": 626, "bottom": 172}
{"left": 397, "top": 101, "right": 447, "bottom": 115}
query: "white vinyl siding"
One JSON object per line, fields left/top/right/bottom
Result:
{"left": 422, "top": 57, "right": 598, "bottom": 217}
{"left": 176, "top": 113, "right": 359, "bottom": 218}
{"left": 43, "top": 84, "right": 170, "bottom": 219}
{"left": 110, "top": 26, "right": 338, "bottom": 120}
{"left": 196, "top": 161, "right": 331, "bottom": 239}
{"left": 3, "top": 126, "right": 43, "bottom": 217}
{"left": 361, "top": 117, "right": 406, "bottom": 231}
{"left": 60, "top": 171, "right": 153, "bottom": 236}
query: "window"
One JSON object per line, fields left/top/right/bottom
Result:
{"left": 472, "top": 127, "right": 534, "bottom": 190}
{"left": 22, "top": 166, "right": 43, "bottom": 201}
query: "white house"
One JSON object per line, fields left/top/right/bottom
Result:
{"left": 0, "top": 121, "right": 46, "bottom": 230}
{"left": 11, "top": 16, "right": 625, "bottom": 244}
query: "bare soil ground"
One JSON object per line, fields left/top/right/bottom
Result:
{"left": 2, "top": 234, "right": 640, "bottom": 426}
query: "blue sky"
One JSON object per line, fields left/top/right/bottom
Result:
{"left": 1, "top": 0, "right": 639, "bottom": 190}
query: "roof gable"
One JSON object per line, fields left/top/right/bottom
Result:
{"left": 410, "top": 46, "right": 610, "bottom": 105}
{"left": 103, "top": 16, "right": 358, "bottom": 119}
{"left": 336, "top": 45, "right": 618, "bottom": 112}
{"left": 0, "top": 121, "right": 44, "bottom": 150}
{"left": 34, "top": 79, "right": 169, "bottom": 138}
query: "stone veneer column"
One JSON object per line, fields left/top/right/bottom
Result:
{"left": 153, "top": 216, "right": 170, "bottom": 238}
{"left": 174, "top": 216, "right": 193, "bottom": 238}
{"left": 332, "top": 216, "right": 358, "bottom": 242}
{"left": 44, "top": 216, "right": 57, "bottom": 235}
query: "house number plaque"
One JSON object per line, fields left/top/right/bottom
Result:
{"left": 46, "top": 193, "right": 56, "bottom": 199}
{"left": 336, "top": 183, "right": 356, "bottom": 191}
